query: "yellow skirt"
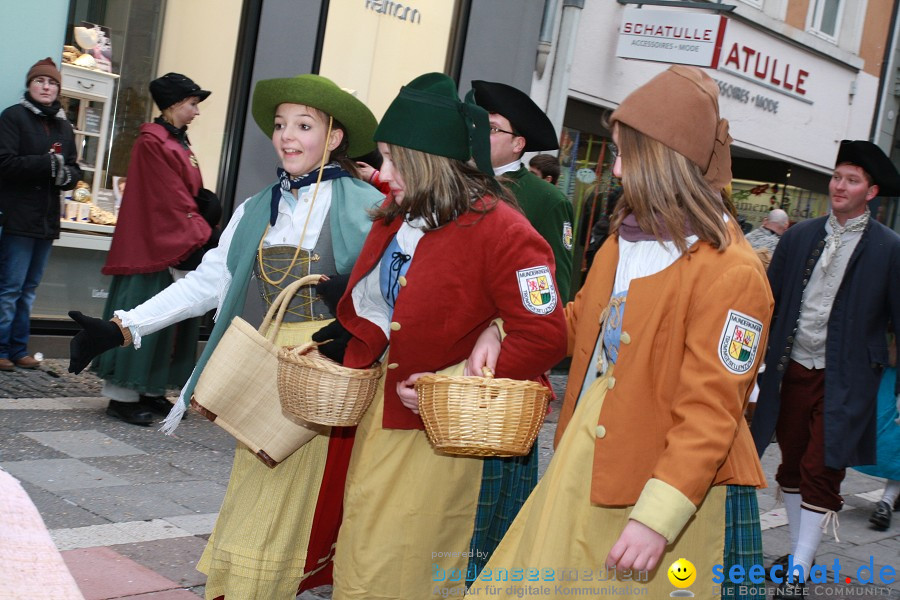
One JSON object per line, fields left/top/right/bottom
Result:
{"left": 197, "top": 320, "right": 331, "bottom": 600}
{"left": 332, "top": 361, "right": 483, "bottom": 599}
{"left": 466, "top": 372, "right": 725, "bottom": 600}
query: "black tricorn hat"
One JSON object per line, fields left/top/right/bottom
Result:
{"left": 149, "top": 73, "right": 211, "bottom": 111}
{"left": 471, "top": 80, "right": 559, "bottom": 152}
{"left": 835, "top": 140, "right": 900, "bottom": 196}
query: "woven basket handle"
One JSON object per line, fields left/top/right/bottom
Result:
{"left": 259, "top": 274, "right": 323, "bottom": 342}
{"left": 481, "top": 366, "right": 494, "bottom": 378}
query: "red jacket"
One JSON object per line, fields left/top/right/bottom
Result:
{"left": 103, "top": 123, "right": 210, "bottom": 275}
{"left": 340, "top": 198, "right": 567, "bottom": 430}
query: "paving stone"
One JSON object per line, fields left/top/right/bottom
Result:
{"left": 0, "top": 359, "right": 104, "bottom": 398}
{"left": 139, "top": 480, "right": 227, "bottom": 515}
{"left": 0, "top": 431, "right": 71, "bottom": 461}
{"left": 299, "top": 586, "right": 333, "bottom": 599}
{"left": 62, "top": 484, "right": 198, "bottom": 522}
{"left": 1, "top": 458, "right": 129, "bottom": 491}
{"left": 102, "top": 423, "right": 214, "bottom": 455}
{"left": 20, "top": 480, "right": 111, "bottom": 530}
{"left": 53, "top": 520, "right": 193, "bottom": 551}
{"left": 111, "top": 536, "right": 208, "bottom": 588}
{"left": 156, "top": 449, "right": 234, "bottom": 483}
{"left": 23, "top": 429, "right": 147, "bottom": 458}
{"left": 0, "top": 408, "right": 113, "bottom": 433}
{"left": 58, "top": 397, "right": 109, "bottom": 411}
{"left": 162, "top": 513, "right": 218, "bottom": 536}
{"left": 118, "top": 590, "right": 202, "bottom": 599}
{"left": 81, "top": 455, "right": 201, "bottom": 485}
{"left": 61, "top": 546, "right": 181, "bottom": 599}
{"left": 163, "top": 417, "right": 238, "bottom": 454}
{"left": 0, "top": 397, "right": 74, "bottom": 410}
{"left": 760, "top": 507, "right": 787, "bottom": 530}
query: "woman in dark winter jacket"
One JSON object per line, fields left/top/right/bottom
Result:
{"left": 0, "top": 57, "right": 81, "bottom": 371}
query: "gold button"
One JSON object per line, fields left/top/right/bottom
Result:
{"left": 398, "top": 276, "right": 407, "bottom": 287}
{"left": 620, "top": 332, "right": 631, "bottom": 345}
{"left": 387, "top": 363, "right": 399, "bottom": 369}
{"left": 595, "top": 425, "right": 607, "bottom": 439}
{"left": 607, "top": 376, "right": 616, "bottom": 390}
{"left": 390, "top": 321, "right": 401, "bottom": 331}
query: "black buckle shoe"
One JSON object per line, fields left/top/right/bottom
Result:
{"left": 773, "top": 581, "right": 806, "bottom": 598}
{"left": 106, "top": 400, "right": 153, "bottom": 426}
{"left": 139, "top": 395, "right": 173, "bottom": 416}
{"left": 870, "top": 500, "right": 892, "bottom": 530}
{"left": 768, "top": 555, "right": 816, "bottom": 581}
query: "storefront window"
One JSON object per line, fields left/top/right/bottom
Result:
{"left": 66, "top": 0, "right": 166, "bottom": 192}
{"left": 558, "top": 126, "right": 619, "bottom": 286}
{"left": 731, "top": 179, "right": 830, "bottom": 228}
{"left": 33, "top": 0, "right": 239, "bottom": 323}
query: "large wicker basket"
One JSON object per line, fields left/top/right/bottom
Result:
{"left": 278, "top": 342, "right": 382, "bottom": 427}
{"left": 415, "top": 367, "right": 551, "bottom": 457}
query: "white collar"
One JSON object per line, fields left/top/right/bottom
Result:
{"left": 493, "top": 160, "right": 522, "bottom": 177}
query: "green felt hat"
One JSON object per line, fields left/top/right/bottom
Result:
{"left": 251, "top": 74, "right": 377, "bottom": 158}
{"left": 374, "top": 72, "right": 493, "bottom": 175}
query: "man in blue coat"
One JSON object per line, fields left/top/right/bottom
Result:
{"left": 750, "top": 140, "right": 900, "bottom": 598}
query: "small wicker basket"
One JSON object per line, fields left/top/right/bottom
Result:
{"left": 416, "top": 367, "right": 551, "bottom": 457}
{"left": 278, "top": 342, "right": 382, "bottom": 427}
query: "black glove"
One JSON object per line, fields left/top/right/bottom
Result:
{"left": 195, "top": 188, "right": 222, "bottom": 227}
{"left": 68, "top": 311, "right": 125, "bottom": 374}
{"left": 316, "top": 273, "right": 351, "bottom": 317}
{"left": 311, "top": 319, "right": 352, "bottom": 364}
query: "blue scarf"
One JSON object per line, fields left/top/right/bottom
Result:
{"left": 271, "top": 164, "right": 350, "bottom": 225}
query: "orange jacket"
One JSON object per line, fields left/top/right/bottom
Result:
{"left": 556, "top": 225, "right": 772, "bottom": 509}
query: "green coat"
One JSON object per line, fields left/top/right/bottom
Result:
{"left": 502, "top": 166, "right": 574, "bottom": 302}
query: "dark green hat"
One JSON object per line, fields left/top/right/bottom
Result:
{"left": 374, "top": 72, "right": 493, "bottom": 175}
{"left": 252, "top": 74, "right": 377, "bottom": 158}
{"left": 470, "top": 80, "right": 559, "bottom": 152}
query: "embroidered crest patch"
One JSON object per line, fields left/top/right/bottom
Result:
{"left": 517, "top": 266, "right": 558, "bottom": 315}
{"left": 562, "top": 221, "right": 573, "bottom": 251}
{"left": 718, "top": 309, "right": 763, "bottom": 374}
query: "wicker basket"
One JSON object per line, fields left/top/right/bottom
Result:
{"left": 278, "top": 342, "right": 382, "bottom": 427}
{"left": 416, "top": 367, "right": 551, "bottom": 457}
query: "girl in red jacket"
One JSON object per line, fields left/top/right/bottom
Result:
{"left": 316, "top": 72, "right": 567, "bottom": 600}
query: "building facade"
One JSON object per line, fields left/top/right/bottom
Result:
{"left": 529, "top": 0, "right": 898, "bottom": 286}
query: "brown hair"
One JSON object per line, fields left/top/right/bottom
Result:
{"left": 370, "top": 144, "right": 512, "bottom": 228}
{"left": 529, "top": 154, "right": 561, "bottom": 185}
{"left": 611, "top": 122, "right": 731, "bottom": 254}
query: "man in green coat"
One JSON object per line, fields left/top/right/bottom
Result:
{"left": 471, "top": 80, "right": 574, "bottom": 302}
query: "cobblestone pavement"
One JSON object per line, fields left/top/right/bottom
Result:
{"left": 1, "top": 365, "right": 897, "bottom": 599}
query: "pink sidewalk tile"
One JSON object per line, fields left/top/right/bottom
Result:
{"left": 116, "top": 591, "right": 199, "bottom": 599}
{"left": 61, "top": 547, "right": 181, "bottom": 600}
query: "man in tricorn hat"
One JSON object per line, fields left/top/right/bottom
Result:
{"left": 751, "top": 140, "right": 900, "bottom": 598}
{"left": 470, "top": 80, "right": 574, "bottom": 302}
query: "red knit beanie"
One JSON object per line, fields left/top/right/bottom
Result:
{"left": 26, "top": 58, "right": 62, "bottom": 86}
{"left": 611, "top": 65, "right": 733, "bottom": 191}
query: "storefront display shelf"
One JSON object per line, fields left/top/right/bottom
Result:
{"left": 59, "top": 220, "right": 115, "bottom": 235}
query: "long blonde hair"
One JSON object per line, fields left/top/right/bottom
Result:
{"left": 371, "top": 144, "right": 511, "bottom": 228}
{"left": 611, "top": 123, "right": 731, "bottom": 253}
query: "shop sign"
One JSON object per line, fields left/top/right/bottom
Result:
{"left": 616, "top": 7, "right": 727, "bottom": 68}
{"left": 365, "top": 0, "right": 422, "bottom": 24}
{"left": 714, "top": 78, "right": 780, "bottom": 114}
{"left": 719, "top": 42, "right": 809, "bottom": 98}
{"left": 715, "top": 20, "right": 815, "bottom": 104}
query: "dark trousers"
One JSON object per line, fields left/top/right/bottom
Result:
{"left": 775, "top": 360, "right": 845, "bottom": 512}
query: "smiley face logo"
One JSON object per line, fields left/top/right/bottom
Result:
{"left": 667, "top": 558, "right": 696, "bottom": 588}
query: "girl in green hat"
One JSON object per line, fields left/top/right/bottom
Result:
{"left": 67, "top": 74, "right": 384, "bottom": 598}
{"left": 313, "top": 72, "right": 567, "bottom": 599}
